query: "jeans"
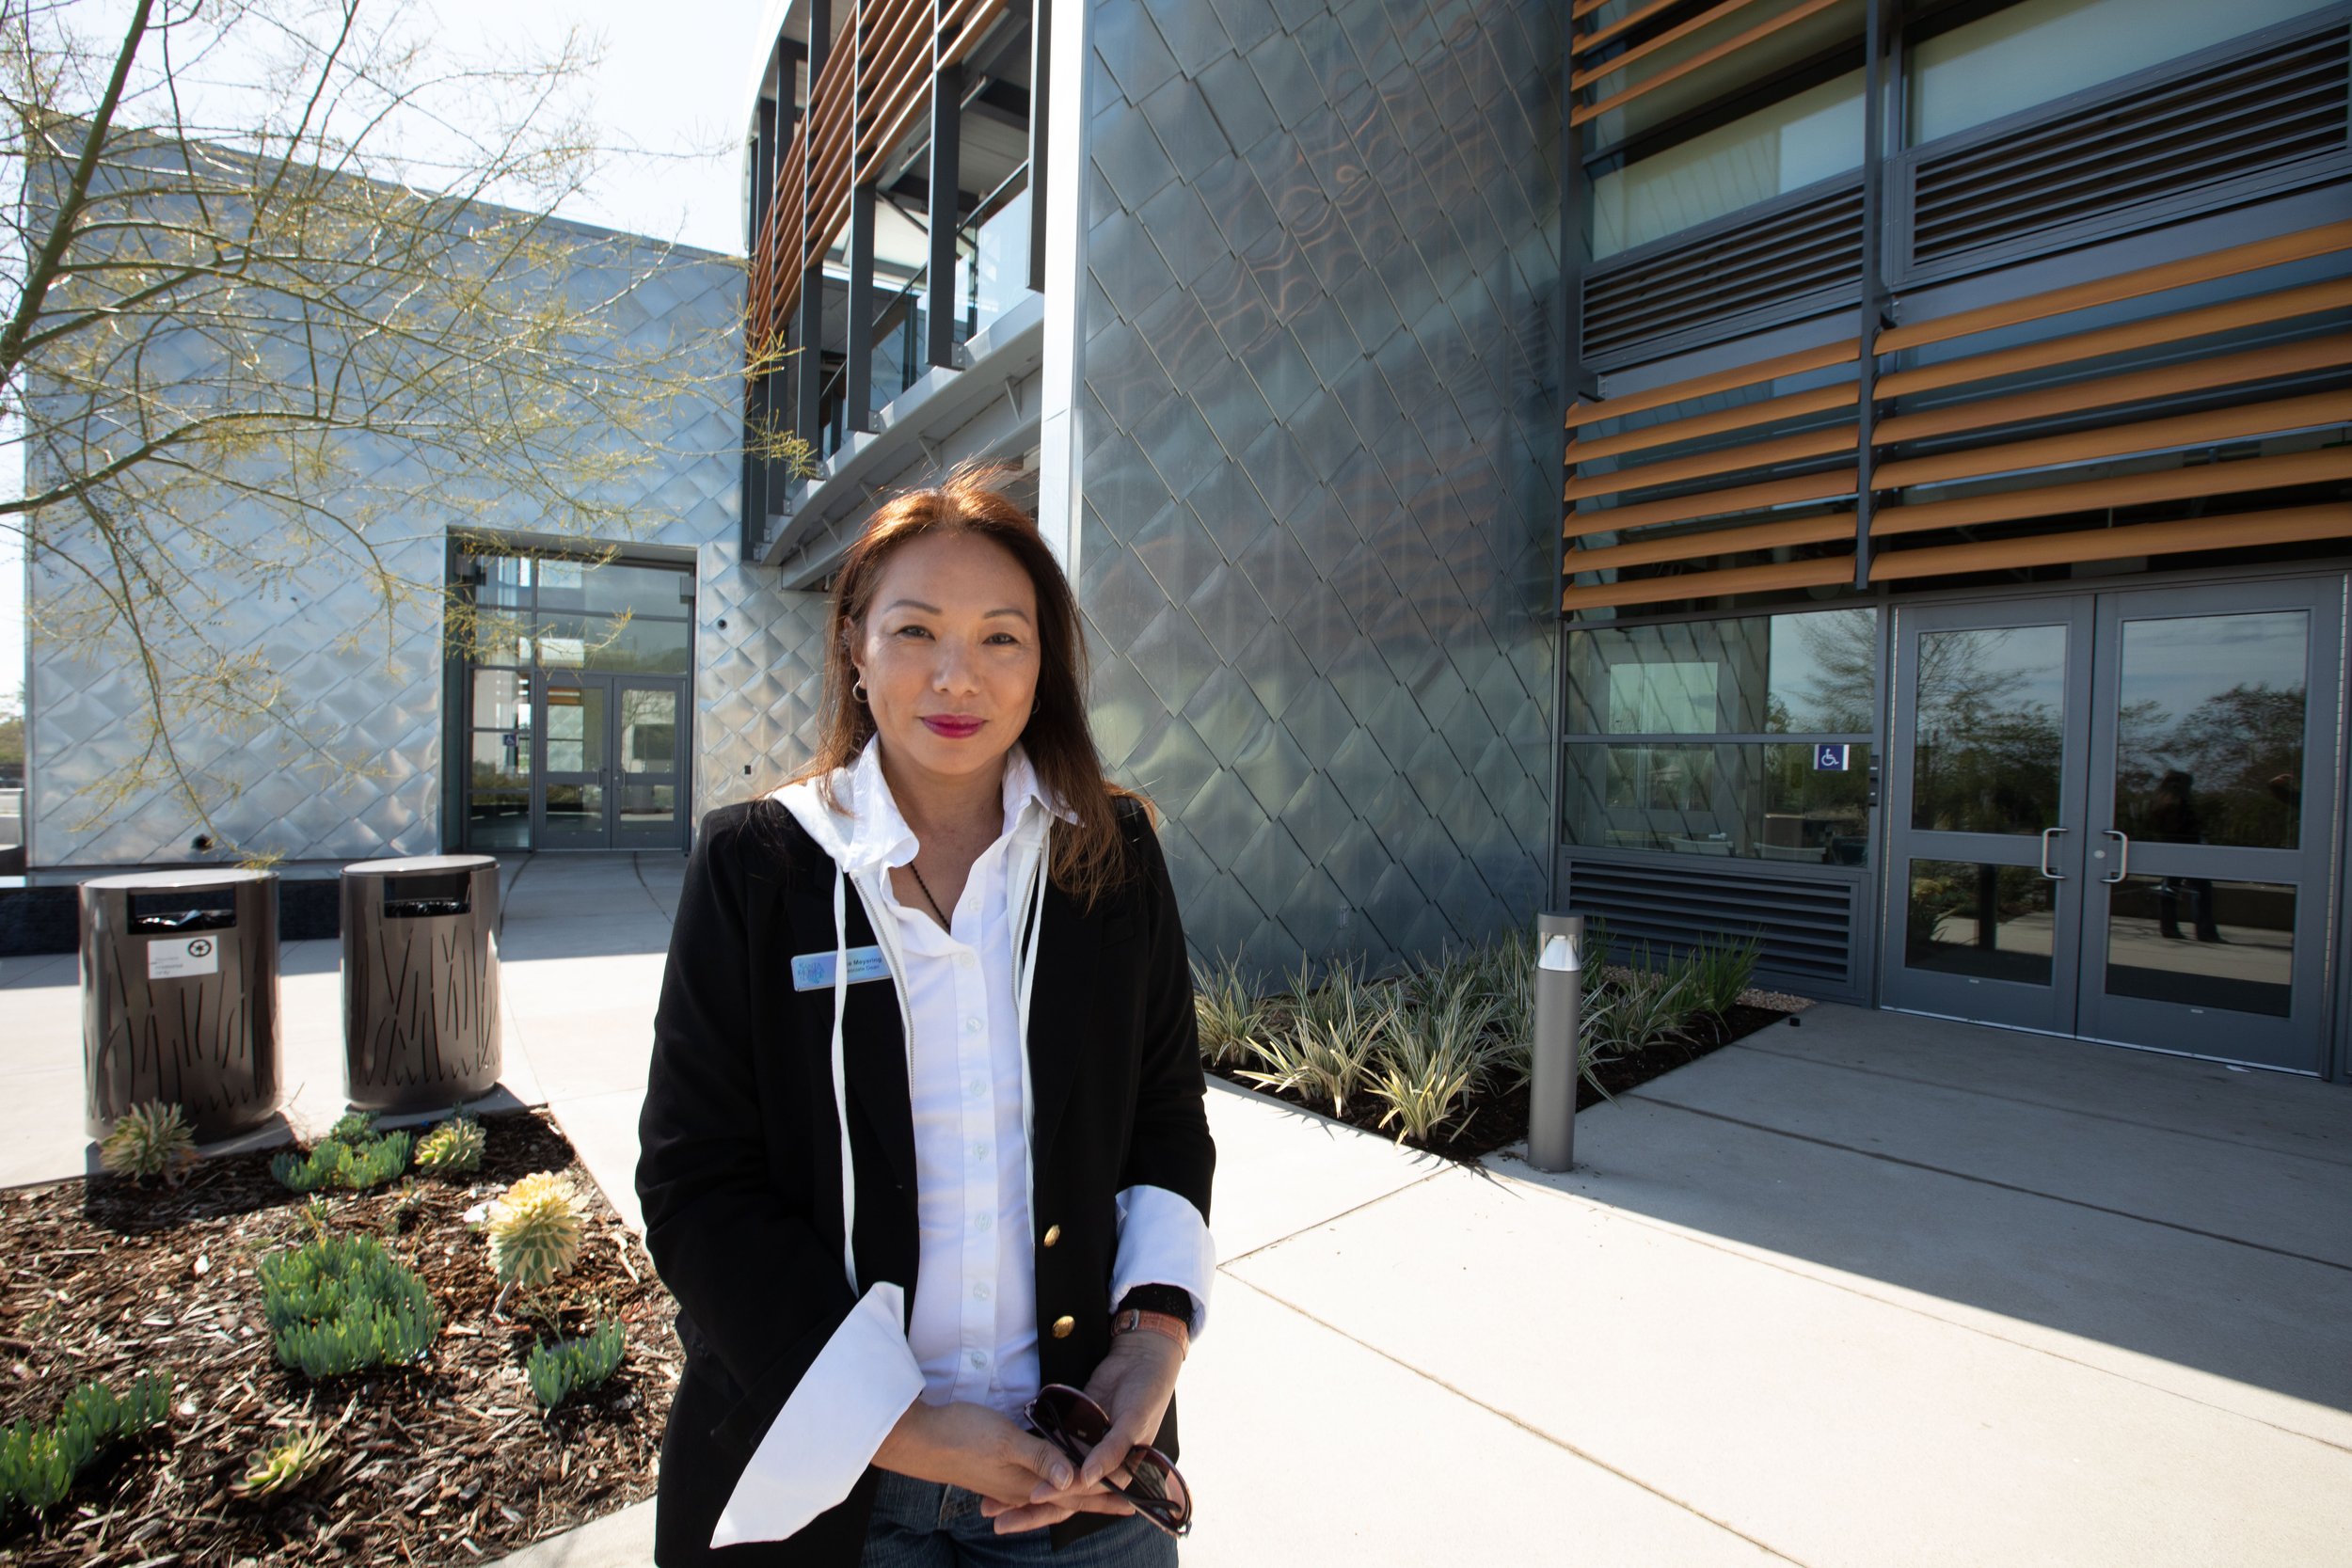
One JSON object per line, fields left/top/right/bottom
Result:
{"left": 860, "top": 1470, "right": 1178, "bottom": 1568}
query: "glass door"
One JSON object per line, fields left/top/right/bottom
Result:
{"left": 612, "top": 678, "right": 687, "bottom": 849}
{"left": 1883, "top": 598, "right": 2096, "bottom": 1033}
{"left": 2078, "top": 580, "right": 2343, "bottom": 1072}
{"left": 535, "top": 672, "right": 610, "bottom": 847}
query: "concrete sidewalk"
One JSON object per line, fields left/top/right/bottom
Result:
{"left": 5, "top": 853, "right": 2350, "bottom": 1565}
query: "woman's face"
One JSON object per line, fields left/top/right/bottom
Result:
{"left": 850, "top": 529, "right": 1042, "bottom": 795}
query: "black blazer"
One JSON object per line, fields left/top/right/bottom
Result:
{"left": 636, "top": 792, "right": 1216, "bottom": 1566}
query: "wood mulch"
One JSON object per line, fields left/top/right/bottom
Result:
{"left": 0, "top": 1109, "right": 675, "bottom": 1565}
{"left": 1207, "top": 1001, "right": 1800, "bottom": 1163}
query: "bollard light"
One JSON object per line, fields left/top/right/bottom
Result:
{"left": 1528, "top": 911, "right": 1584, "bottom": 1173}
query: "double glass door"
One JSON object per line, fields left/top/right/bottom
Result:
{"left": 536, "top": 672, "right": 689, "bottom": 850}
{"left": 1884, "top": 579, "right": 2344, "bottom": 1072}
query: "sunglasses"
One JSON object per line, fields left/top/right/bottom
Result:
{"left": 1022, "top": 1384, "right": 1194, "bottom": 1539}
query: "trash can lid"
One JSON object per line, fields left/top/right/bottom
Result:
{"left": 340, "top": 854, "right": 501, "bottom": 877}
{"left": 82, "top": 867, "right": 275, "bottom": 892}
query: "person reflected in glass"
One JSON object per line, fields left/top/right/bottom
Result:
{"left": 2147, "top": 769, "right": 2220, "bottom": 943}
{"left": 637, "top": 467, "right": 1216, "bottom": 1566}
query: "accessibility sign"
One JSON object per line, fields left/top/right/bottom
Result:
{"left": 1814, "top": 744, "right": 1850, "bottom": 772}
{"left": 148, "top": 935, "right": 219, "bottom": 980}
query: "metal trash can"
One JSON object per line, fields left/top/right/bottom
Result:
{"left": 81, "top": 868, "right": 282, "bottom": 1139}
{"left": 341, "top": 854, "right": 502, "bottom": 1112}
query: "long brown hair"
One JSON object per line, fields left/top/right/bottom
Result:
{"left": 783, "top": 463, "right": 1153, "bottom": 910}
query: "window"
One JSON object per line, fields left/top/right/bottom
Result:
{"left": 1565, "top": 610, "right": 1879, "bottom": 864}
{"left": 1908, "top": 0, "right": 2335, "bottom": 145}
{"left": 1592, "top": 70, "right": 1864, "bottom": 260}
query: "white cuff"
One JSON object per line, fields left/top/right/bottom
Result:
{"left": 709, "top": 1281, "right": 924, "bottom": 1548}
{"left": 1110, "top": 1184, "right": 1216, "bottom": 1341}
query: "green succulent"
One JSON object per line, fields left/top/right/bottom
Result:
{"left": 271, "top": 1125, "right": 411, "bottom": 1194}
{"left": 259, "top": 1232, "right": 442, "bottom": 1378}
{"left": 239, "top": 1427, "right": 331, "bottom": 1497}
{"left": 486, "top": 1172, "right": 586, "bottom": 1291}
{"left": 0, "top": 1373, "right": 170, "bottom": 1519}
{"left": 99, "top": 1101, "right": 200, "bottom": 1185}
{"left": 413, "top": 1114, "right": 485, "bottom": 1174}
{"left": 527, "top": 1319, "right": 627, "bottom": 1408}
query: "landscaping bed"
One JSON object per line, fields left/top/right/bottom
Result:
{"left": 0, "top": 1109, "right": 675, "bottom": 1565}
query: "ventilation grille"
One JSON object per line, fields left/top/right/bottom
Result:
{"left": 1582, "top": 180, "right": 1865, "bottom": 364}
{"left": 1909, "top": 24, "right": 2351, "bottom": 272}
{"left": 1563, "top": 856, "right": 1861, "bottom": 996}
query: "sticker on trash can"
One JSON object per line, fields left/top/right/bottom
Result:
{"left": 148, "top": 935, "right": 220, "bottom": 979}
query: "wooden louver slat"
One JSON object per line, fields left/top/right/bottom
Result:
{"left": 1574, "top": 0, "right": 1697, "bottom": 57}
{"left": 1567, "top": 384, "right": 1858, "bottom": 462}
{"left": 1567, "top": 512, "right": 1856, "bottom": 571}
{"left": 1572, "top": 0, "right": 1849, "bottom": 127}
{"left": 1565, "top": 425, "right": 1858, "bottom": 500}
{"left": 1572, "top": 0, "right": 1771, "bottom": 90}
{"left": 1870, "top": 389, "right": 2352, "bottom": 490}
{"left": 1565, "top": 469, "right": 1862, "bottom": 540}
{"left": 1565, "top": 337, "right": 1859, "bottom": 429}
{"left": 1870, "top": 447, "right": 2352, "bottom": 539}
{"left": 1562, "top": 556, "right": 1854, "bottom": 611}
{"left": 1867, "top": 503, "right": 2352, "bottom": 581}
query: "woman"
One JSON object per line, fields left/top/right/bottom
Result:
{"left": 637, "top": 467, "right": 1216, "bottom": 1566}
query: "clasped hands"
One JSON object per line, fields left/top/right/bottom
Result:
{"left": 871, "top": 1328, "right": 1182, "bottom": 1534}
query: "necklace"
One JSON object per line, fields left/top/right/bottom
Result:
{"left": 906, "top": 860, "right": 952, "bottom": 929}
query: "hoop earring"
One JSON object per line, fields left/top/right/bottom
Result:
{"left": 852, "top": 679, "right": 869, "bottom": 705}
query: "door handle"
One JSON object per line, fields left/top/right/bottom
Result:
{"left": 2039, "top": 827, "right": 2067, "bottom": 881}
{"left": 2101, "top": 829, "right": 2129, "bottom": 884}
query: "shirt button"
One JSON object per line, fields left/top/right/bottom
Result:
{"left": 968, "top": 1349, "right": 989, "bottom": 1369}
{"left": 975, "top": 1212, "right": 993, "bottom": 1233}
{"left": 965, "top": 1078, "right": 986, "bottom": 1101}
{"left": 957, "top": 952, "right": 977, "bottom": 970}
{"left": 971, "top": 1143, "right": 991, "bottom": 1164}
{"left": 965, "top": 1016, "right": 983, "bottom": 1034}
{"left": 973, "top": 1282, "right": 992, "bottom": 1302}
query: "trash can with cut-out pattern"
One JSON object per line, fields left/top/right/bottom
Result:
{"left": 81, "top": 868, "right": 282, "bottom": 1139}
{"left": 341, "top": 854, "right": 502, "bottom": 1111}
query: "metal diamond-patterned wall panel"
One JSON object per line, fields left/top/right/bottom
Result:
{"left": 1082, "top": 0, "right": 1563, "bottom": 980}
{"left": 25, "top": 215, "right": 769, "bottom": 866}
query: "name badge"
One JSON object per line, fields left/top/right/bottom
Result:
{"left": 791, "top": 945, "right": 891, "bottom": 991}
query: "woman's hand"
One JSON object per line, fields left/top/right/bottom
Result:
{"left": 1074, "top": 1328, "right": 1183, "bottom": 1490}
{"left": 873, "top": 1398, "right": 1133, "bottom": 1531}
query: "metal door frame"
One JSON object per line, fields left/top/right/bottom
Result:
{"left": 532, "top": 669, "right": 615, "bottom": 848}
{"left": 1882, "top": 594, "right": 2097, "bottom": 1033}
{"left": 2076, "top": 578, "right": 2344, "bottom": 1072}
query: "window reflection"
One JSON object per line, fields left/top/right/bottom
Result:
{"left": 1567, "top": 609, "right": 1877, "bottom": 735}
{"left": 1910, "top": 624, "right": 2066, "bottom": 836}
{"left": 1564, "top": 743, "right": 1872, "bottom": 863}
{"left": 2105, "top": 877, "right": 2295, "bottom": 1018}
{"left": 2111, "top": 612, "right": 2305, "bottom": 851}
{"left": 1905, "top": 859, "right": 2056, "bottom": 985}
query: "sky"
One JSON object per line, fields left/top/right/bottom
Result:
{"left": 1, "top": 0, "right": 775, "bottom": 716}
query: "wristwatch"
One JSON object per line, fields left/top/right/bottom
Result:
{"left": 1112, "top": 1285, "right": 1196, "bottom": 1357}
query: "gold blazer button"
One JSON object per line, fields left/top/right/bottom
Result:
{"left": 1051, "top": 1315, "right": 1076, "bottom": 1338}
{"left": 1041, "top": 1224, "right": 1061, "bottom": 1248}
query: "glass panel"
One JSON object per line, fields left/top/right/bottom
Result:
{"left": 462, "top": 605, "right": 532, "bottom": 668}
{"left": 1563, "top": 742, "right": 1873, "bottom": 863}
{"left": 2104, "top": 876, "right": 2295, "bottom": 1018}
{"left": 467, "top": 792, "right": 530, "bottom": 849}
{"left": 578, "top": 562, "right": 692, "bottom": 620}
{"left": 619, "top": 783, "right": 677, "bottom": 824}
{"left": 543, "top": 783, "right": 605, "bottom": 832}
{"left": 469, "top": 730, "right": 529, "bottom": 790}
{"left": 534, "top": 613, "right": 691, "bottom": 674}
{"left": 1909, "top": 0, "right": 2332, "bottom": 145}
{"left": 470, "top": 669, "right": 530, "bottom": 732}
{"left": 1911, "top": 624, "right": 2067, "bottom": 835}
{"left": 1904, "top": 859, "right": 2057, "bottom": 985}
{"left": 965, "top": 185, "right": 1031, "bottom": 337}
{"left": 1592, "top": 70, "right": 1864, "bottom": 259}
{"left": 1566, "top": 609, "right": 1877, "bottom": 735}
{"left": 2112, "top": 611, "right": 2306, "bottom": 851}
{"left": 617, "top": 687, "right": 678, "bottom": 773}
{"left": 473, "top": 554, "right": 532, "bottom": 607}
{"left": 545, "top": 684, "right": 604, "bottom": 774}
{"left": 1581, "top": 0, "right": 1864, "bottom": 148}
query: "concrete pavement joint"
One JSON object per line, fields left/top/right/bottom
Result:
{"left": 1633, "top": 1095, "right": 2352, "bottom": 1276}
{"left": 1485, "top": 1154, "right": 2352, "bottom": 1460}
{"left": 628, "top": 853, "right": 670, "bottom": 921}
{"left": 1723, "top": 1038, "right": 2352, "bottom": 1171}
{"left": 1218, "top": 1274, "right": 1817, "bottom": 1566}
{"left": 1215, "top": 1164, "right": 1460, "bottom": 1270}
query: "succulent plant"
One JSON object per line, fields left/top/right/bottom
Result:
{"left": 413, "top": 1114, "right": 485, "bottom": 1174}
{"left": 239, "top": 1427, "right": 330, "bottom": 1497}
{"left": 99, "top": 1101, "right": 200, "bottom": 1186}
{"left": 270, "top": 1124, "right": 410, "bottom": 1195}
{"left": 526, "top": 1319, "right": 627, "bottom": 1408}
{"left": 259, "top": 1232, "right": 441, "bottom": 1378}
{"left": 485, "top": 1172, "right": 585, "bottom": 1291}
{"left": 0, "top": 1373, "right": 171, "bottom": 1518}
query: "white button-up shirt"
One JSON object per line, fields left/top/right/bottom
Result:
{"left": 710, "top": 740, "right": 1215, "bottom": 1548}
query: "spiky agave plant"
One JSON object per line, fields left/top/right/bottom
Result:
{"left": 239, "top": 1427, "right": 330, "bottom": 1497}
{"left": 99, "top": 1101, "right": 200, "bottom": 1186}
{"left": 486, "top": 1172, "right": 586, "bottom": 1291}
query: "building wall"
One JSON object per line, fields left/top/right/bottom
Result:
{"left": 25, "top": 220, "right": 765, "bottom": 867}
{"left": 1073, "top": 0, "right": 1565, "bottom": 978}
